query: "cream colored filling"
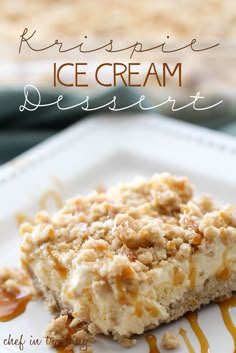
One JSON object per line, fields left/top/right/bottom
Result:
{"left": 50, "top": 240, "right": 236, "bottom": 337}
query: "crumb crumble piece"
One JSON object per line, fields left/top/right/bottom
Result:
{"left": 45, "top": 314, "right": 94, "bottom": 349}
{"left": 161, "top": 332, "right": 181, "bottom": 350}
{"left": 114, "top": 334, "right": 137, "bottom": 347}
{"left": 0, "top": 267, "right": 35, "bottom": 296}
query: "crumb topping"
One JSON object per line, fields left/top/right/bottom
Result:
{"left": 21, "top": 173, "right": 236, "bottom": 274}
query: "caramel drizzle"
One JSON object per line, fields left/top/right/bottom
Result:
{"left": 179, "top": 328, "right": 195, "bottom": 353}
{"left": 188, "top": 259, "right": 197, "bottom": 289}
{"left": 39, "top": 190, "right": 63, "bottom": 210}
{"left": 16, "top": 189, "right": 63, "bottom": 228}
{"left": 216, "top": 250, "right": 231, "bottom": 281}
{"left": 16, "top": 213, "right": 34, "bottom": 227}
{"left": 48, "top": 247, "right": 68, "bottom": 279}
{"left": 218, "top": 297, "right": 236, "bottom": 353}
{"left": 0, "top": 287, "right": 32, "bottom": 322}
{"left": 185, "top": 311, "right": 210, "bottom": 353}
{"left": 145, "top": 335, "right": 160, "bottom": 353}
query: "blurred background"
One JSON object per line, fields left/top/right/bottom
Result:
{"left": 0, "top": 0, "right": 236, "bottom": 164}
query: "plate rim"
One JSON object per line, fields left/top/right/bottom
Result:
{"left": 0, "top": 113, "right": 236, "bottom": 187}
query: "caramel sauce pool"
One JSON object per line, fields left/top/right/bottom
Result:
{"left": 145, "top": 334, "right": 160, "bottom": 353}
{"left": 0, "top": 287, "right": 32, "bottom": 322}
{"left": 218, "top": 297, "right": 236, "bottom": 353}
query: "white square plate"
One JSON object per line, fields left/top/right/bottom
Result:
{"left": 0, "top": 114, "right": 236, "bottom": 353}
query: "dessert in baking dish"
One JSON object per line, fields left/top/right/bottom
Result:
{"left": 20, "top": 174, "right": 236, "bottom": 346}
